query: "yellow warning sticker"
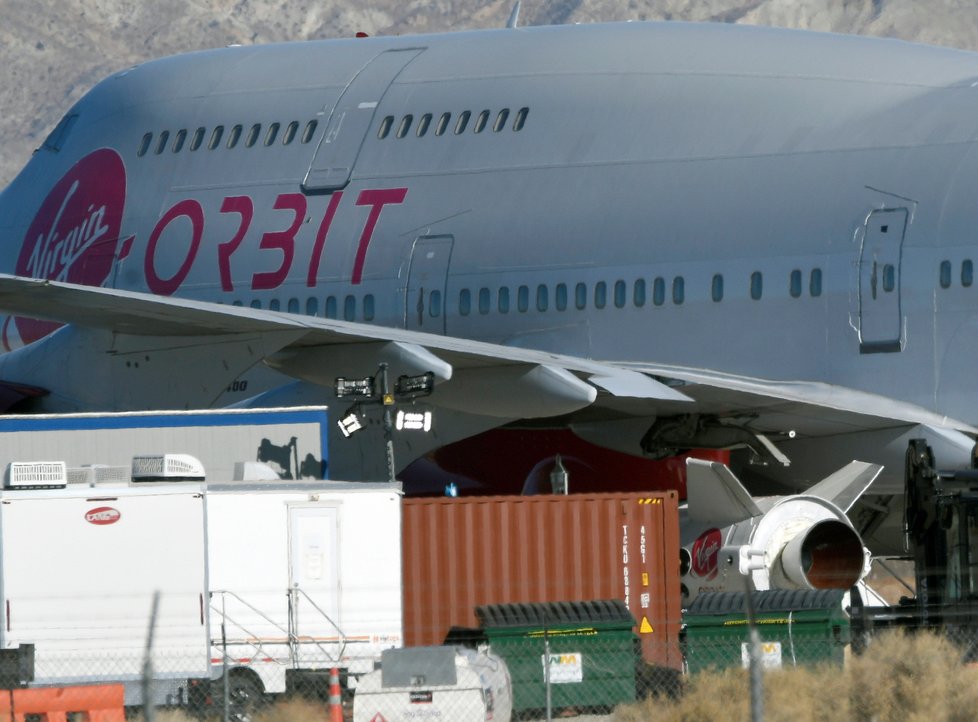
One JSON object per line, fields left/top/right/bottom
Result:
{"left": 640, "top": 617, "right": 654, "bottom": 634}
{"left": 642, "top": 573, "right": 649, "bottom": 586}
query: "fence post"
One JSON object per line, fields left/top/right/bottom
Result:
{"left": 142, "top": 590, "right": 161, "bottom": 722}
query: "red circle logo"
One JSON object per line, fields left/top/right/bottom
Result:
{"left": 691, "top": 528, "right": 722, "bottom": 580}
{"left": 6, "top": 148, "right": 128, "bottom": 348}
{"left": 85, "top": 506, "right": 121, "bottom": 525}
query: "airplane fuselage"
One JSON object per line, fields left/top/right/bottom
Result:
{"left": 4, "top": 21, "right": 978, "bottom": 429}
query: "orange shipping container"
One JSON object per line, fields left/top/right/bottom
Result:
{"left": 402, "top": 492, "right": 682, "bottom": 669}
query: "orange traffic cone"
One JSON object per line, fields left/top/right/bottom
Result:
{"left": 328, "top": 667, "right": 343, "bottom": 722}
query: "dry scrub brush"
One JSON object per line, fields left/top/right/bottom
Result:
{"left": 615, "top": 630, "right": 978, "bottom": 722}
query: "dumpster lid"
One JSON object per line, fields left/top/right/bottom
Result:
{"left": 476, "top": 599, "right": 635, "bottom": 628}
{"left": 381, "top": 646, "right": 457, "bottom": 688}
{"left": 686, "top": 590, "right": 846, "bottom": 616}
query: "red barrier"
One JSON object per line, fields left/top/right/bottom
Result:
{"left": 0, "top": 684, "right": 125, "bottom": 722}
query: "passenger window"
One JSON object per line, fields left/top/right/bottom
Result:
{"left": 344, "top": 295, "right": 356, "bottom": 321}
{"left": 712, "top": 274, "right": 724, "bottom": 303}
{"left": 269, "top": 299, "right": 281, "bottom": 311}
{"left": 633, "top": 279, "right": 646, "bottom": 307}
{"left": 789, "top": 269, "right": 802, "bottom": 298}
{"left": 190, "top": 127, "right": 205, "bottom": 151}
{"left": 325, "top": 296, "right": 337, "bottom": 319}
{"left": 265, "top": 123, "right": 280, "bottom": 146}
{"left": 575, "top": 282, "right": 587, "bottom": 310}
{"left": 138, "top": 133, "right": 153, "bottom": 157}
{"left": 283, "top": 121, "right": 299, "bottom": 145}
{"left": 537, "top": 284, "right": 549, "bottom": 312}
{"left": 940, "top": 260, "right": 952, "bottom": 289}
{"left": 301, "top": 120, "right": 318, "bottom": 143}
{"left": 227, "top": 125, "right": 243, "bottom": 149}
{"left": 209, "top": 126, "right": 224, "bottom": 150}
{"left": 653, "top": 277, "right": 665, "bottom": 306}
{"left": 397, "top": 115, "right": 413, "bottom": 139}
{"left": 517, "top": 285, "right": 529, "bottom": 312}
{"left": 173, "top": 129, "right": 187, "bottom": 153}
{"left": 883, "top": 264, "right": 896, "bottom": 293}
{"left": 287, "top": 298, "right": 299, "bottom": 313}
{"left": 364, "top": 294, "right": 375, "bottom": 321}
{"left": 455, "top": 111, "right": 471, "bottom": 135}
{"left": 429, "top": 290, "right": 443, "bottom": 317}
{"left": 435, "top": 113, "right": 451, "bottom": 136}
{"left": 305, "top": 297, "right": 319, "bottom": 316}
{"left": 513, "top": 107, "right": 529, "bottom": 131}
{"left": 459, "top": 289, "right": 471, "bottom": 316}
{"left": 750, "top": 271, "right": 763, "bottom": 300}
{"left": 556, "top": 283, "right": 568, "bottom": 311}
{"left": 232, "top": 300, "right": 243, "bottom": 307}
{"left": 479, "top": 288, "right": 491, "bottom": 314}
{"left": 245, "top": 124, "right": 261, "bottom": 148}
{"left": 964, "top": 260, "right": 974, "bottom": 288}
{"left": 613, "top": 280, "right": 626, "bottom": 308}
{"left": 417, "top": 114, "right": 432, "bottom": 137}
{"left": 378, "top": 116, "right": 393, "bottom": 139}
{"left": 498, "top": 287, "right": 510, "bottom": 313}
{"left": 810, "top": 268, "right": 823, "bottom": 297}
{"left": 595, "top": 281, "right": 607, "bottom": 309}
{"left": 474, "top": 110, "right": 490, "bottom": 133}
{"left": 673, "top": 276, "right": 685, "bottom": 305}
{"left": 250, "top": 299, "right": 262, "bottom": 309}
{"left": 155, "top": 131, "right": 170, "bottom": 155}
{"left": 494, "top": 109, "right": 510, "bottom": 132}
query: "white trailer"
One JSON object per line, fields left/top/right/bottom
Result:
{"left": 0, "top": 482, "right": 210, "bottom": 705}
{"left": 204, "top": 482, "right": 403, "bottom": 702}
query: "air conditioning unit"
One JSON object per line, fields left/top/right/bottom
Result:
{"left": 5, "top": 462, "right": 68, "bottom": 489}
{"left": 131, "top": 454, "right": 206, "bottom": 482}
{"left": 67, "top": 465, "right": 131, "bottom": 486}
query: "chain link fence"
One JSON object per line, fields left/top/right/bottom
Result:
{"left": 5, "top": 603, "right": 978, "bottom": 722}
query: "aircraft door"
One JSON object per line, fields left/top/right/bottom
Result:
{"left": 858, "top": 207, "right": 908, "bottom": 353}
{"left": 288, "top": 505, "right": 340, "bottom": 647}
{"left": 406, "top": 235, "right": 453, "bottom": 333}
{"left": 303, "top": 48, "right": 424, "bottom": 192}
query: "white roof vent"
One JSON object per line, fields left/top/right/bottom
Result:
{"left": 5, "top": 461, "right": 68, "bottom": 489}
{"left": 67, "top": 465, "right": 131, "bottom": 486}
{"left": 131, "top": 454, "right": 206, "bottom": 482}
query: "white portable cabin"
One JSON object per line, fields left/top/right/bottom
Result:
{"left": 205, "top": 481, "right": 403, "bottom": 695}
{"left": 0, "top": 475, "right": 210, "bottom": 704}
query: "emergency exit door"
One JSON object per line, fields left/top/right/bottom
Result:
{"left": 303, "top": 48, "right": 424, "bottom": 191}
{"left": 405, "top": 235, "right": 453, "bottom": 333}
{"left": 858, "top": 207, "right": 908, "bottom": 353}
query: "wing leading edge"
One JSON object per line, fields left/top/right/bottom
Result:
{"left": 0, "top": 274, "right": 971, "bottom": 441}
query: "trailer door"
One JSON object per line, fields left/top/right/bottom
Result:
{"left": 288, "top": 505, "right": 340, "bottom": 638}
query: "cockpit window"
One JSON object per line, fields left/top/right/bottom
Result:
{"left": 41, "top": 113, "right": 78, "bottom": 152}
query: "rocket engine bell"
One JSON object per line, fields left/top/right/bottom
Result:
{"left": 680, "top": 458, "right": 880, "bottom": 603}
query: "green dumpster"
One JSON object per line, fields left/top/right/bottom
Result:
{"left": 683, "top": 589, "right": 850, "bottom": 673}
{"left": 476, "top": 599, "right": 639, "bottom": 715}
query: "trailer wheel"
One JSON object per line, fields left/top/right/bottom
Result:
{"left": 222, "top": 670, "right": 265, "bottom": 722}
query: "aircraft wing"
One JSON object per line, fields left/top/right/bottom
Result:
{"left": 0, "top": 274, "right": 972, "bottom": 442}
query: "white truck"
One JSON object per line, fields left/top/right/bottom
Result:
{"left": 0, "top": 479, "right": 210, "bottom": 705}
{"left": 201, "top": 481, "right": 403, "bottom": 709}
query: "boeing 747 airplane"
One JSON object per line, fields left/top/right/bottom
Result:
{"left": 0, "top": 20, "right": 976, "bottom": 573}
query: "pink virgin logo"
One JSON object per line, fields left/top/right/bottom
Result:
{"left": 5, "top": 148, "right": 128, "bottom": 349}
